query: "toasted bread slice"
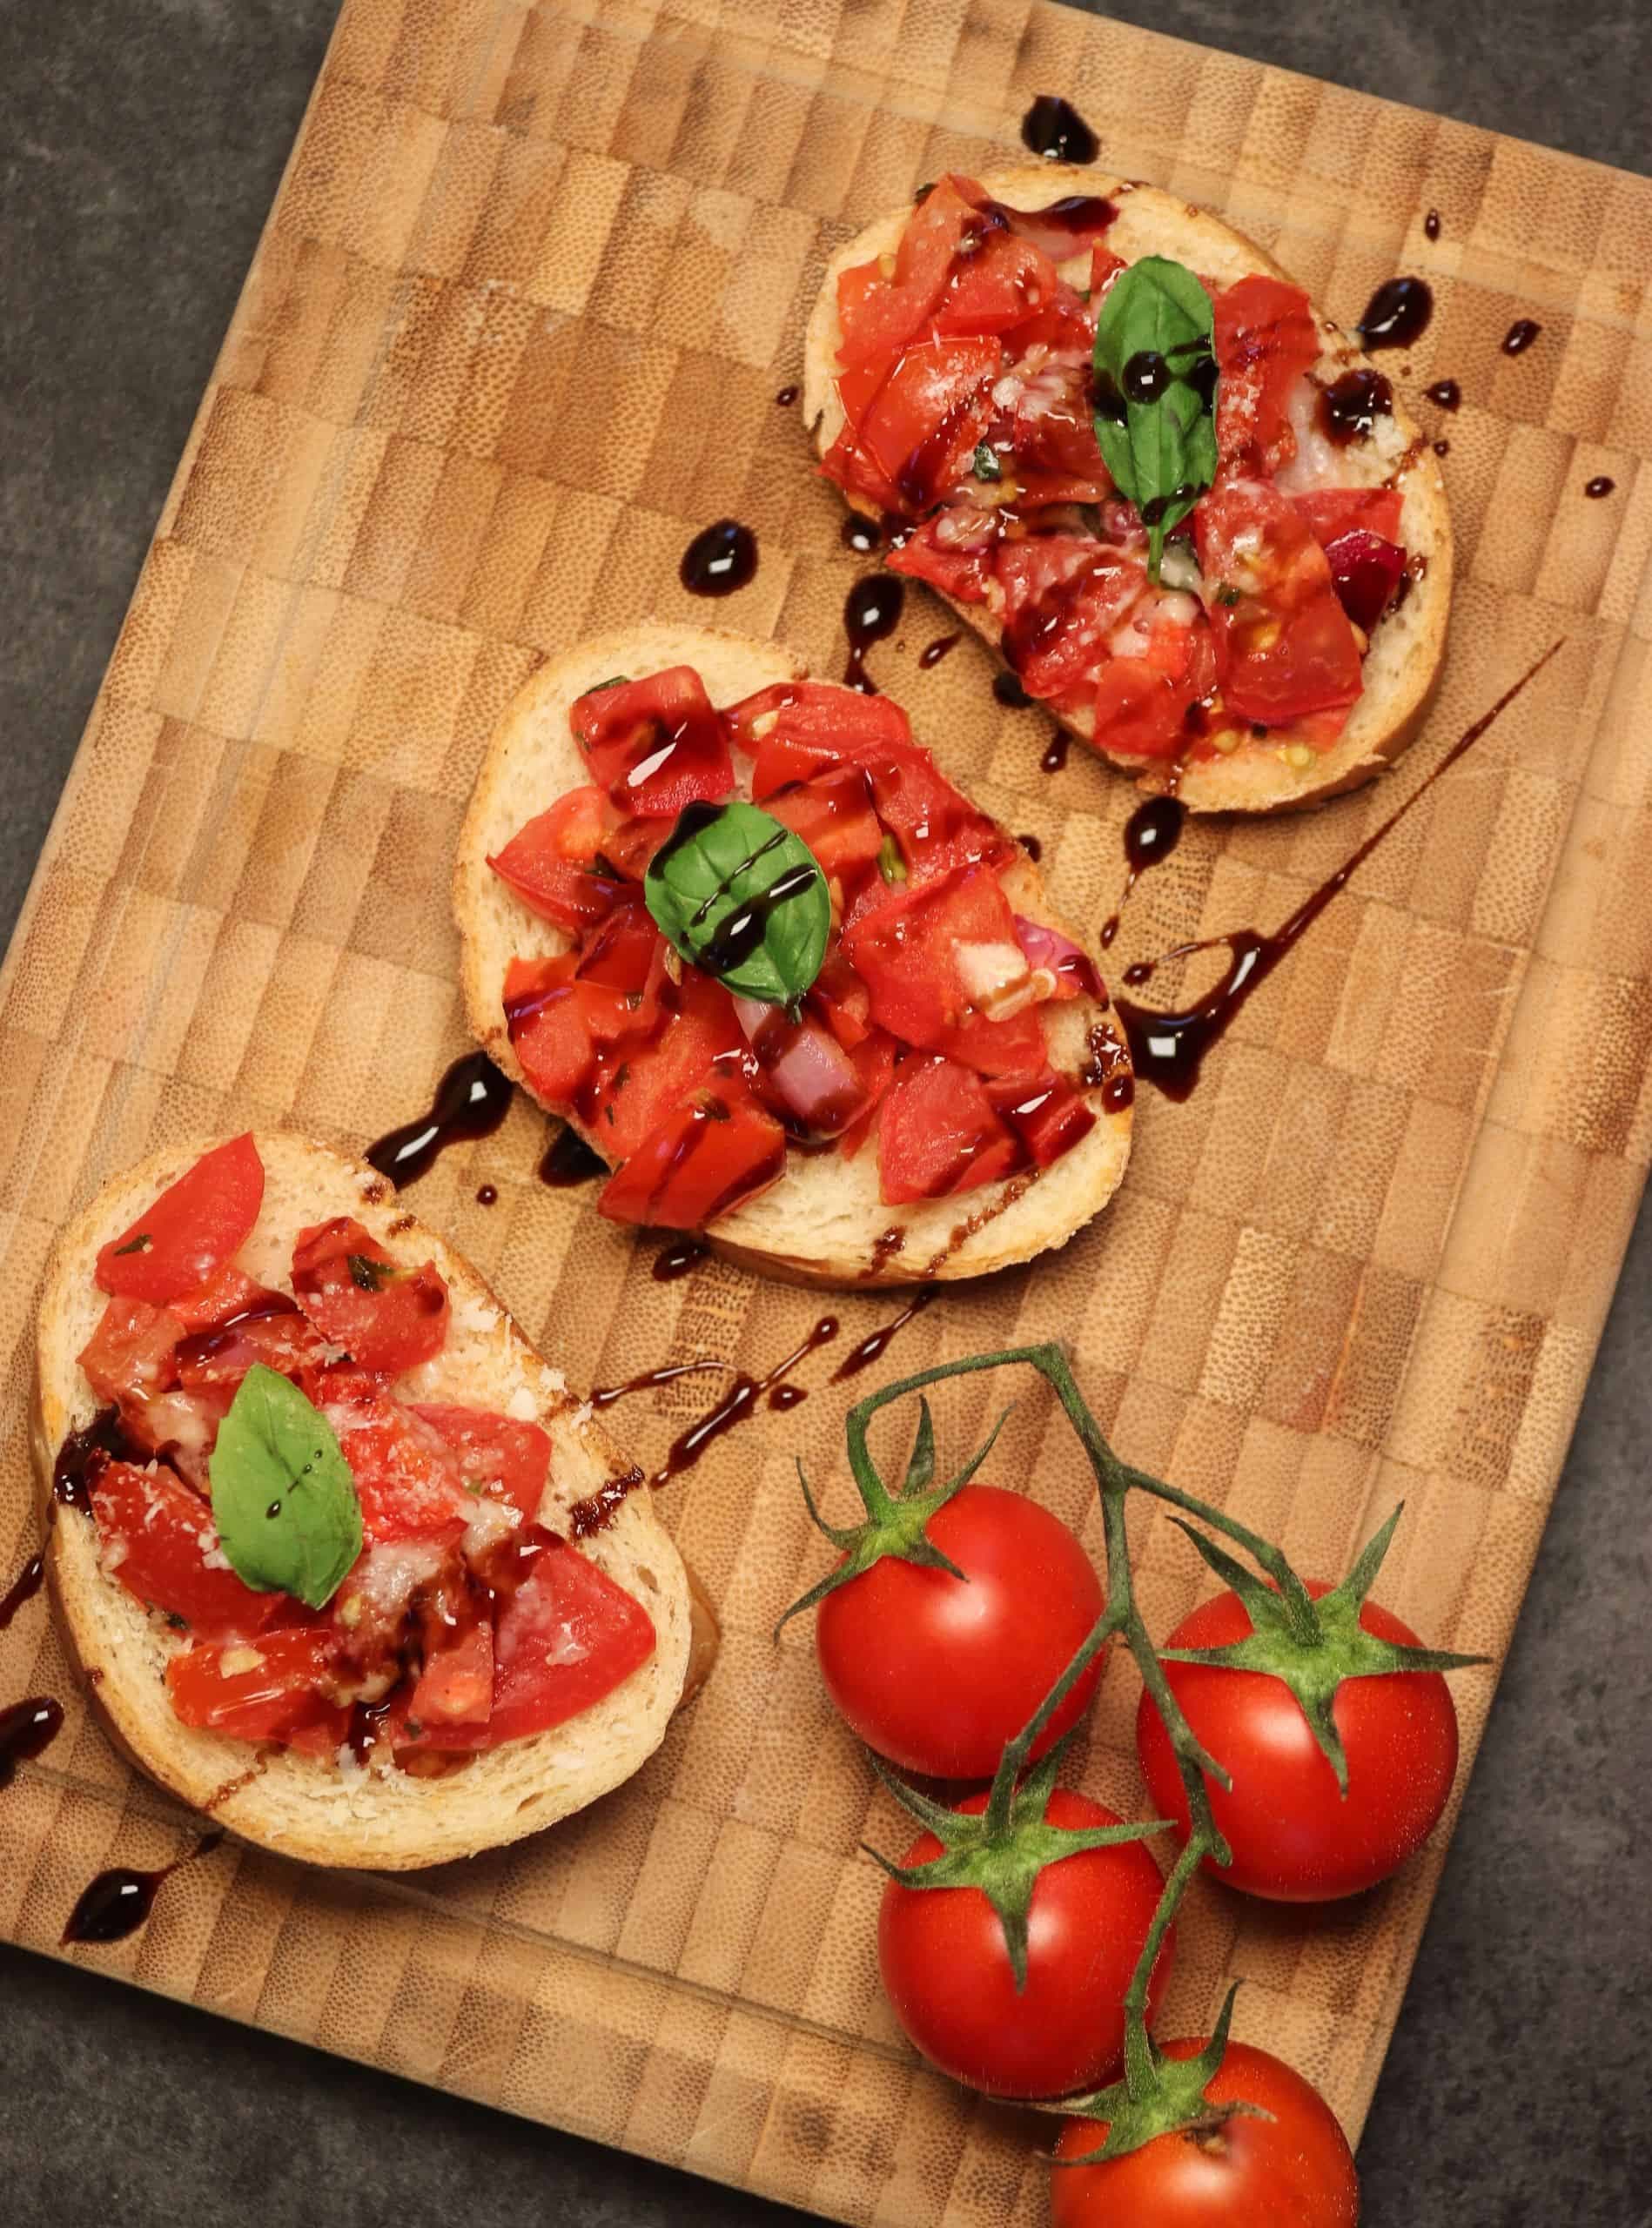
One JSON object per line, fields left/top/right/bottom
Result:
{"left": 454, "top": 623, "right": 1132, "bottom": 1287}
{"left": 804, "top": 165, "right": 1453, "bottom": 815}
{"left": 34, "top": 1134, "right": 692, "bottom": 1870}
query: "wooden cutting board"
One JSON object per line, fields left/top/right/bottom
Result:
{"left": 3, "top": 1, "right": 1649, "bottom": 2218}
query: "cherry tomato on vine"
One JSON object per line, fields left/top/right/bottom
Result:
{"left": 816, "top": 1483, "right": 1105, "bottom": 1779}
{"left": 1051, "top": 2039, "right": 1360, "bottom": 2227}
{"left": 876, "top": 1788, "right": 1169, "bottom": 2097}
{"left": 1136, "top": 1580, "right": 1460, "bottom": 1902}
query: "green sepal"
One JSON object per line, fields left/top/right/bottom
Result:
{"left": 773, "top": 1398, "right": 1011, "bottom": 1635}
{"left": 1159, "top": 1503, "right": 1489, "bottom": 1794}
{"left": 865, "top": 1741, "right": 1169, "bottom": 1993}
{"left": 1041, "top": 1983, "right": 1273, "bottom": 2164}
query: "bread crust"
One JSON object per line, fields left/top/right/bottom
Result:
{"left": 36, "top": 1133, "right": 692, "bottom": 1870}
{"left": 804, "top": 165, "right": 1453, "bottom": 815}
{"left": 453, "top": 622, "right": 1133, "bottom": 1287}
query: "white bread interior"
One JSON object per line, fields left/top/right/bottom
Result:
{"left": 34, "top": 1133, "right": 692, "bottom": 1870}
{"left": 453, "top": 622, "right": 1133, "bottom": 1287}
{"left": 803, "top": 165, "right": 1453, "bottom": 815}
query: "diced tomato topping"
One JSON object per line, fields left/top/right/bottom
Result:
{"left": 831, "top": 336, "right": 1003, "bottom": 514}
{"left": 876, "top": 1056, "right": 1028, "bottom": 1205}
{"left": 78, "top": 1296, "right": 181, "bottom": 1406}
{"left": 598, "top": 1079, "right": 786, "bottom": 1230}
{"left": 571, "top": 668, "right": 734, "bottom": 818}
{"left": 290, "top": 1218, "right": 449, "bottom": 1376}
{"left": 936, "top": 225, "right": 1061, "bottom": 338}
{"left": 728, "top": 681, "right": 913, "bottom": 768}
{"left": 997, "top": 536, "right": 1147, "bottom": 708}
{"left": 832, "top": 178, "right": 989, "bottom": 375}
{"left": 574, "top": 897, "right": 670, "bottom": 1044}
{"left": 326, "top": 1391, "right": 475, "bottom": 1546}
{"left": 487, "top": 785, "right": 627, "bottom": 936}
{"left": 505, "top": 951, "right": 595, "bottom": 1107}
{"left": 406, "top": 1620, "right": 494, "bottom": 1737}
{"left": 95, "top": 1134, "right": 265, "bottom": 1306}
{"left": 1213, "top": 275, "right": 1320, "bottom": 477}
{"left": 763, "top": 764, "right": 885, "bottom": 880}
{"left": 599, "top": 813, "right": 675, "bottom": 884}
{"left": 1196, "top": 479, "right": 1364, "bottom": 727}
{"left": 1090, "top": 618, "right": 1220, "bottom": 762}
{"left": 595, "top": 969, "right": 747, "bottom": 1159}
{"left": 1321, "top": 531, "right": 1409, "bottom": 634}
{"left": 837, "top": 1029, "right": 899, "bottom": 1159}
{"left": 166, "top": 1265, "right": 277, "bottom": 1336}
{"left": 409, "top": 1405, "right": 552, "bottom": 1515}
{"left": 92, "top": 1459, "right": 280, "bottom": 1639}
{"left": 174, "top": 1302, "right": 329, "bottom": 1394}
{"left": 166, "top": 1627, "right": 346, "bottom": 1744}
{"left": 886, "top": 517, "right": 998, "bottom": 606}
{"left": 987, "top": 1070, "right": 1098, "bottom": 1166}
{"left": 1293, "top": 487, "right": 1404, "bottom": 548}
{"left": 486, "top": 1533, "right": 656, "bottom": 1745}
{"left": 843, "top": 866, "right": 1050, "bottom": 1077}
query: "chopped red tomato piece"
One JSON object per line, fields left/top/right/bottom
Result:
{"left": 843, "top": 865, "right": 1050, "bottom": 1077}
{"left": 1090, "top": 618, "right": 1219, "bottom": 762}
{"left": 598, "top": 1080, "right": 786, "bottom": 1229}
{"left": 1213, "top": 274, "right": 1320, "bottom": 476}
{"left": 487, "top": 1533, "right": 656, "bottom": 1745}
{"left": 166, "top": 1627, "right": 345, "bottom": 1743}
{"left": 166, "top": 1265, "right": 277, "bottom": 1336}
{"left": 936, "top": 225, "right": 1061, "bottom": 338}
{"left": 574, "top": 897, "right": 670, "bottom": 1044}
{"left": 175, "top": 1302, "right": 329, "bottom": 1394}
{"left": 1321, "top": 530, "right": 1408, "bottom": 633}
{"left": 326, "top": 1392, "right": 475, "bottom": 1546}
{"left": 832, "top": 178, "right": 987, "bottom": 375}
{"left": 886, "top": 516, "right": 998, "bottom": 607}
{"left": 78, "top": 1296, "right": 181, "bottom": 1406}
{"left": 997, "top": 536, "right": 1147, "bottom": 708}
{"left": 836, "top": 336, "right": 1003, "bottom": 514}
{"left": 810, "top": 950, "right": 874, "bottom": 1050}
{"left": 594, "top": 970, "right": 747, "bottom": 1159}
{"left": 410, "top": 1405, "right": 552, "bottom": 1514}
{"left": 1195, "top": 479, "right": 1364, "bottom": 726}
{"left": 487, "top": 785, "right": 626, "bottom": 936}
{"left": 406, "top": 1620, "right": 494, "bottom": 1738}
{"left": 92, "top": 1459, "right": 280, "bottom": 1639}
{"left": 1292, "top": 487, "right": 1404, "bottom": 547}
{"left": 505, "top": 952, "right": 594, "bottom": 1107}
{"left": 599, "top": 813, "right": 674, "bottom": 883}
{"left": 571, "top": 667, "right": 734, "bottom": 818}
{"left": 837, "top": 1029, "right": 898, "bottom": 1159}
{"left": 95, "top": 1134, "right": 265, "bottom": 1306}
{"left": 876, "top": 1056, "right": 1028, "bottom": 1205}
{"left": 987, "top": 1070, "right": 1098, "bottom": 1165}
{"left": 729, "top": 681, "right": 913, "bottom": 770}
{"left": 291, "top": 1218, "right": 449, "bottom": 1376}
{"left": 763, "top": 764, "right": 884, "bottom": 880}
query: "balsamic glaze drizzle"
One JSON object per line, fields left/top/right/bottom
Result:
{"left": 366, "top": 1054, "right": 513, "bottom": 1188}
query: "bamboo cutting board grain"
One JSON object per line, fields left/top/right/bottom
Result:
{"left": 3, "top": 0, "right": 1651, "bottom": 2217}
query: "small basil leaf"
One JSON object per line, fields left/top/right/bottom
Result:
{"left": 1091, "top": 255, "right": 1219, "bottom": 578}
{"left": 210, "top": 1364, "right": 363, "bottom": 1610}
{"left": 973, "top": 442, "right": 1002, "bottom": 483}
{"left": 644, "top": 800, "right": 829, "bottom": 1005}
{"left": 112, "top": 1233, "right": 151, "bottom": 1256}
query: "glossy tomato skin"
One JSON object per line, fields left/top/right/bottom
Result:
{"left": 1050, "top": 2040, "right": 1359, "bottom": 2228}
{"left": 1136, "top": 1581, "right": 1459, "bottom": 1902}
{"left": 816, "top": 1484, "right": 1104, "bottom": 1777}
{"left": 878, "top": 1788, "right": 1169, "bottom": 2098}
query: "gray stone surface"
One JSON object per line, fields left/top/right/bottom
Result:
{"left": 2, "top": 5, "right": 1649, "bottom": 2223}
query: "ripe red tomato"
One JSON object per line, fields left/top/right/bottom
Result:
{"left": 1136, "top": 1581, "right": 1460, "bottom": 1901}
{"left": 290, "top": 1217, "right": 449, "bottom": 1376}
{"left": 1051, "top": 2039, "right": 1359, "bottom": 2227}
{"left": 816, "top": 1483, "right": 1104, "bottom": 1777}
{"left": 877, "top": 1787, "right": 1168, "bottom": 2097}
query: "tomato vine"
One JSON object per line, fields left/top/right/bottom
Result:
{"left": 836, "top": 1340, "right": 1483, "bottom": 2163}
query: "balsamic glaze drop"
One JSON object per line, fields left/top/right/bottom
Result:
{"left": 775, "top": 384, "right": 799, "bottom": 406}
{"left": 366, "top": 1053, "right": 513, "bottom": 1188}
{"left": 1319, "top": 367, "right": 1393, "bottom": 446}
{"left": 1501, "top": 319, "right": 1541, "bottom": 356}
{"left": 1125, "top": 795, "right": 1185, "bottom": 876}
{"left": 654, "top": 1235, "right": 705, "bottom": 1282}
{"left": 994, "top": 671, "right": 1032, "bottom": 709}
{"left": 1356, "top": 276, "right": 1434, "bottom": 351}
{"left": 52, "top": 1408, "right": 132, "bottom": 1513}
{"left": 1424, "top": 377, "right": 1461, "bottom": 411}
{"left": 539, "top": 1127, "right": 606, "bottom": 1187}
{"left": 842, "top": 515, "right": 883, "bottom": 555}
{"left": 1017, "top": 832, "right": 1044, "bottom": 862}
{"left": 475, "top": 1183, "right": 498, "bottom": 1205}
{"left": 831, "top": 1291, "right": 933, "bottom": 1382}
{"left": 680, "top": 518, "right": 758, "bottom": 597}
{"left": 0, "top": 1697, "right": 63, "bottom": 1789}
{"left": 0, "top": 1549, "right": 46, "bottom": 1634}
{"left": 1020, "top": 94, "right": 1099, "bottom": 164}
{"left": 1584, "top": 475, "right": 1615, "bottom": 499}
{"left": 843, "top": 577, "right": 903, "bottom": 693}
{"left": 1424, "top": 208, "right": 1441, "bottom": 242}
{"left": 654, "top": 1318, "right": 840, "bottom": 1482}
{"left": 1116, "top": 643, "right": 1561, "bottom": 1100}
{"left": 1040, "top": 731, "right": 1071, "bottom": 774}
{"left": 63, "top": 1829, "right": 225, "bottom": 1948}
{"left": 919, "top": 633, "right": 962, "bottom": 669}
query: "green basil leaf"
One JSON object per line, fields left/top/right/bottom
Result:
{"left": 644, "top": 799, "right": 829, "bottom": 1005}
{"left": 112, "top": 1233, "right": 151, "bottom": 1256}
{"left": 973, "top": 441, "right": 1002, "bottom": 483}
{"left": 1091, "top": 255, "right": 1219, "bottom": 578}
{"left": 210, "top": 1364, "right": 363, "bottom": 1609}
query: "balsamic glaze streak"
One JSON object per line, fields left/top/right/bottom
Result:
{"left": 366, "top": 1053, "right": 513, "bottom": 1188}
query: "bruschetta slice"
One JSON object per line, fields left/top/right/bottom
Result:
{"left": 454, "top": 624, "right": 1132, "bottom": 1285}
{"left": 35, "top": 1132, "right": 694, "bottom": 1869}
{"left": 805, "top": 166, "right": 1452, "bottom": 813}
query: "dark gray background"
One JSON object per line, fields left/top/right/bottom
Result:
{"left": 3, "top": 6, "right": 1649, "bottom": 2223}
